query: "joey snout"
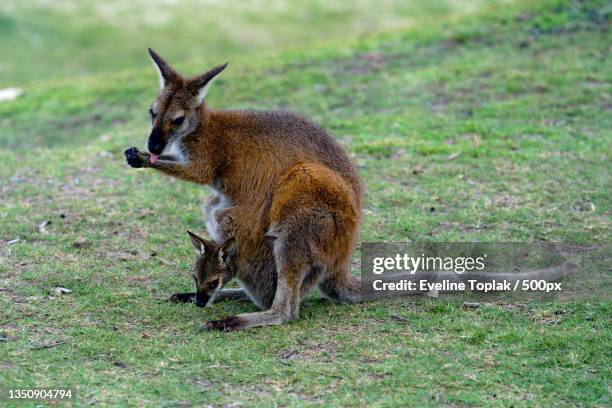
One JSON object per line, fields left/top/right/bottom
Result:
{"left": 195, "top": 292, "right": 209, "bottom": 308}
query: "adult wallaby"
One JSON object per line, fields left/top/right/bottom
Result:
{"left": 125, "top": 49, "right": 574, "bottom": 331}
{"left": 125, "top": 49, "right": 363, "bottom": 331}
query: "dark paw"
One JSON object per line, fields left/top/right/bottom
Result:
{"left": 169, "top": 293, "right": 195, "bottom": 304}
{"left": 203, "top": 316, "right": 245, "bottom": 332}
{"left": 124, "top": 147, "right": 143, "bottom": 168}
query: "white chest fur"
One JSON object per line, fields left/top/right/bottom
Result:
{"left": 165, "top": 139, "right": 188, "bottom": 163}
{"left": 204, "top": 189, "right": 232, "bottom": 242}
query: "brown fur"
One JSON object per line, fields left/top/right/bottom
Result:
{"left": 129, "top": 50, "right": 574, "bottom": 331}
{"left": 126, "top": 49, "right": 363, "bottom": 330}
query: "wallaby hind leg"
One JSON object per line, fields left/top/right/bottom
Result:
{"left": 204, "top": 237, "right": 308, "bottom": 331}
{"left": 204, "top": 266, "right": 306, "bottom": 331}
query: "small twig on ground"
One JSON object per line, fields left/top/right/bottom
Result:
{"left": 390, "top": 315, "right": 410, "bottom": 323}
{"left": 463, "top": 302, "right": 481, "bottom": 308}
{"left": 157, "top": 257, "right": 173, "bottom": 266}
{"left": 30, "top": 341, "right": 65, "bottom": 350}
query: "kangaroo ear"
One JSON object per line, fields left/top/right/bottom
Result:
{"left": 148, "top": 48, "right": 178, "bottom": 89}
{"left": 218, "top": 237, "right": 236, "bottom": 266}
{"left": 187, "top": 230, "right": 210, "bottom": 255}
{"left": 188, "top": 63, "right": 228, "bottom": 106}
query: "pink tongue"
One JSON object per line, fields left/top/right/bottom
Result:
{"left": 150, "top": 154, "right": 158, "bottom": 164}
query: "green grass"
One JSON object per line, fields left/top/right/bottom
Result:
{"left": 0, "top": 0, "right": 502, "bottom": 87}
{"left": 1, "top": 0, "right": 611, "bottom": 406}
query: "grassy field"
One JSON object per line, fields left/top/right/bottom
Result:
{"left": 1, "top": 0, "right": 611, "bottom": 406}
{"left": 0, "top": 0, "right": 501, "bottom": 87}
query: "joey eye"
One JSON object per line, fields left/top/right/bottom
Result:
{"left": 172, "top": 116, "right": 185, "bottom": 126}
{"left": 206, "top": 280, "right": 219, "bottom": 291}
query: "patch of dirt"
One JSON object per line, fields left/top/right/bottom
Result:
{"left": 192, "top": 376, "right": 325, "bottom": 406}
{"left": 59, "top": 167, "right": 118, "bottom": 199}
{"left": 275, "top": 339, "right": 340, "bottom": 363}
{"left": 335, "top": 52, "right": 399, "bottom": 75}
{"left": 50, "top": 113, "right": 104, "bottom": 131}
{"left": 429, "top": 75, "right": 490, "bottom": 114}
{"left": 1, "top": 289, "right": 30, "bottom": 304}
{"left": 1, "top": 173, "right": 46, "bottom": 198}
{"left": 528, "top": 308, "right": 569, "bottom": 325}
{"left": 427, "top": 220, "right": 490, "bottom": 237}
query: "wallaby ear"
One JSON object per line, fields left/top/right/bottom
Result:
{"left": 187, "top": 230, "right": 210, "bottom": 256}
{"left": 188, "top": 63, "right": 228, "bottom": 106}
{"left": 218, "top": 237, "right": 236, "bottom": 266}
{"left": 148, "top": 48, "right": 178, "bottom": 89}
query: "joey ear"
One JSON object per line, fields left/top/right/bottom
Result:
{"left": 187, "top": 230, "right": 211, "bottom": 255}
{"left": 188, "top": 63, "right": 228, "bottom": 106}
{"left": 218, "top": 237, "right": 236, "bottom": 265}
{"left": 148, "top": 48, "right": 178, "bottom": 89}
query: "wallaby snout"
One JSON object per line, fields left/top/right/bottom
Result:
{"left": 148, "top": 127, "right": 166, "bottom": 155}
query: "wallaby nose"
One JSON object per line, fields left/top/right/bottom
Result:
{"left": 148, "top": 127, "right": 165, "bottom": 155}
{"left": 149, "top": 142, "right": 164, "bottom": 155}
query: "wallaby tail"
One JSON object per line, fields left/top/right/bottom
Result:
{"left": 320, "top": 262, "right": 576, "bottom": 303}
{"left": 434, "top": 261, "right": 576, "bottom": 287}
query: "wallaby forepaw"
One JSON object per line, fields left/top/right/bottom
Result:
{"left": 169, "top": 293, "right": 194, "bottom": 303}
{"left": 124, "top": 147, "right": 143, "bottom": 168}
{"left": 203, "top": 316, "right": 246, "bottom": 332}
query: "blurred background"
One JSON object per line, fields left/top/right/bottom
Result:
{"left": 1, "top": 0, "right": 505, "bottom": 87}
{"left": 1, "top": 1, "right": 610, "bottom": 405}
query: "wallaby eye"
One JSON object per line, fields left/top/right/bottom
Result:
{"left": 172, "top": 116, "right": 185, "bottom": 126}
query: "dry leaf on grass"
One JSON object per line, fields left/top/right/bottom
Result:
{"left": 447, "top": 151, "right": 462, "bottom": 160}
{"left": 53, "top": 287, "right": 72, "bottom": 295}
{"left": 38, "top": 220, "right": 51, "bottom": 234}
{"left": 73, "top": 237, "right": 91, "bottom": 249}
